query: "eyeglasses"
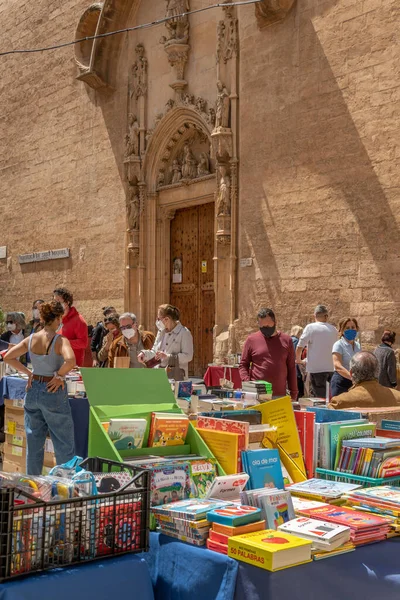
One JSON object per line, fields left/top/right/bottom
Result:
{"left": 120, "top": 324, "right": 135, "bottom": 330}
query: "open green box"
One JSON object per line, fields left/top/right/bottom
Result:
{"left": 80, "top": 368, "right": 225, "bottom": 473}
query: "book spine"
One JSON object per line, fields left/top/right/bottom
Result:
{"left": 320, "top": 424, "right": 330, "bottom": 470}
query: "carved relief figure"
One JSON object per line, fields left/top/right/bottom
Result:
{"left": 215, "top": 81, "right": 230, "bottom": 129}
{"left": 171, "top": 159, "right": 182, "bottom": 183}
{"left": 125, "top": 113, "right": 140, "bottom": 157}
{"left": 217, "top": 166, "right": 231, "bottom": 216}
{"left": 208, "top": 108, "right": 216, "bottom": 128}
{"left": 197, "top": 152, "right": 210, "bottom": 177}
{"left": 158, "top": 170, "right": 166, "bottom": 187}
{"left": 221, "top": 4, "right": 238, "bottom": 63}
{"left": 127, "top": 184, "right": 140, "bottom": 231}
{"left": 165, "top": 0, "right": 190, "bottom": 43}
{"left": 181, "top": 142, "right": 197, "bottom": 179}
{"left": 131, "top": 44, "right": 148, "bottom": 99}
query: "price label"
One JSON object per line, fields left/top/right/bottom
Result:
{"left": 7, "top": 421, "right": 16, "bottom": 435}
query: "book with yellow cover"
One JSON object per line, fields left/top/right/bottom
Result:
{"left": 196, "top": 428, "right": 239, "bottom": 474}
{"left": 249, "top": 397, "right": 306, "bottom": 482}
{"left": 148, "top": 412, "right": 189, "bottom": 447}
{"left": 228, "top": 529, "right": 312, "bottom": 571}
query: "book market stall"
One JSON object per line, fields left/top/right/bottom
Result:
{"left": 2, "top": 371, "right": 400, "bottom": 600}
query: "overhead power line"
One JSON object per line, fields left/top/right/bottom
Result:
{"left": 0, "top": 0, "right": 262, "bottom": 57}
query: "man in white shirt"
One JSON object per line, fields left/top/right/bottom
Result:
{"left": 295, "top": 305, "right": 338, "bottom": 398}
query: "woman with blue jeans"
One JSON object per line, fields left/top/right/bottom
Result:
{"left": 331, "top": 317, "right": 361, "bottom": 397}
{"left": 4, "top": 301, "right": 76, "bottom": 475}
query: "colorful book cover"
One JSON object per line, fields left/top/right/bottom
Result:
{"left": 288, "top": 478, "right": 361, "bottom": 499}
{"left": 242, "top": 448, "right": 284, "bottom": 490}
{"left": 108, "top": 418, "right": 147, "bottom": 450}
{"left": 306, "top": 408, "right": 363, "bottom": 423}
{"left": 328, "top": 419, "right": 365, "bottom": 468}
{"left": 278, "top": 517, "right": 351, "bottom": 544}
{"left": 150, "top": 464, "right": 190, "bottom": 507}
{"left": 211, "top": 520, "right": 266, "bottom": 537}
{"left": 250, "top": 397, "right": 307, "bottom": 482}
{"left": 334, "top": 423, "right": 376, "bottom": 470}
{"left": 196, "top": 416, "right": 249, "bottom": 470}
{"left": 259, "top": 490, "right": 295, "bottom": 529}
{"left": 292, "top": 497, "right": 330, "bottom": 514}
{"left": 176, "top": 381, "right": 193, "bottom": 398}
{"left": 376, "top": 429, "right": 400, "bottom": 440}
{"left": 228, "top": 530, "right": 312, "bottom": 572}
{"left": 200, "top": 411, "right": 262, "bottom": 425}
{"left": 206, "top": 504, "right": 262, "bottom": 527}
{"left": 188, "top": 458, "right": 217, "bottom": 498}
{"left": 381, "top": 420, "right": 400, "bottom": 432}
{"left": 206, "top": 473, "right": 249, "bottom": 501}
{"left": 377, "top": 451, "right": 400, "bottom": 478}
{"left": 342, "top": 437, "right": 400, "bottom": 450}
{"left": 152, "top": 498, "right": 232, "bottom": 520}
{"left": 303, "top": 505, "right": 390, "bottom": 529}
{"left": 148, "top": 413, "right": 190, "bottom": 447}
{"left": 294, "top": 411, "right": 315, "bottom": 478}
{"left": 196, "top": 428, "right": 239, "bottom": 474}
{"left": 206, "top": 538, "right": 229, "bottom": 554}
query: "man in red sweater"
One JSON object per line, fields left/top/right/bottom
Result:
{"left": 53, "top": 287, "right": 88, "bottom": 367}
{"left": 239, "top": 308, "right": 298, "bottom": 400}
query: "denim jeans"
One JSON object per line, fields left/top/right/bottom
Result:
{"left": 24, "top": 380, "right": 75, "bottom": 475}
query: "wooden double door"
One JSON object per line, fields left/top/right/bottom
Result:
{"left": 170, "top": 202, "right": 215, "bottom": 376}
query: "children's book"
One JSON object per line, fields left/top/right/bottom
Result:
{"left": 307, "top": 408, "right": 363, "bottom": 423}
{"left": 381, "top": 420, "right": 400, "bottom": 432}
{"left": 302, "top": 504, "right": 390, "bottom": 530}
{"left": 252, "top": 489, "right": 295, "bottom": 530}
{"left": 294, "top": 411, "right": 315, "bottom": 478}
{"left": 288, "top": 478, "right": 361, "bottom": 499}
{"left": 175, "top": 381, "right": 193, "bottom": 398}
{"left": 206, "top": 473, "right": 249, "bottom": 502}
{"left": 327, "top": 419, "right": 365, "bottom": 469}
{"left": 291, "top": 497, "right": 330, "bottom": 515}
{"left": 188, "top": 459, "right": 217, "bottom": 498}
{"left": 108, "top": 418, "right": 147, "bottom": 450}
{"left": 200, "top": 411, "right": 262, "bottom": 425}
{"left": 206, "top": 504, "right": 262, "bottom": 527}
{"left": 210, "top": 520, "right": 266, "bottom": 537}
{"left": 278, "top": 517, "right": 351, "bottom": 550}
{"left": 150, "top": 464, "right": 190, "bottom": 507}
{"left": 242, "top": 448, "right": 284, "bottom": 490}
{"left": 148, "top": 413, "right": 189, "bottom": 447}
{"left": 152, "top": 498, "right": 232, "bottom": 521}
{"left": 334, "top": 422, "right": 376, "bottom": 470}
{"left": 196, "top": 416, "right": 249, "bottom": 470}
{"left": 250, "top": 397, "right": 307, "bottom": 483}
{"left": 342, "top": 437, "right": 400, "bottom": 450}
{"left": 196, "top": 428, "right": 239, "bottom": 474}
{"left": 228, "top": 530, "right": 312, "bottom": 572}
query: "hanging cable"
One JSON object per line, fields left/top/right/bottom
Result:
{"left": 0, "top": 0, "right": 262, "bottom": 57}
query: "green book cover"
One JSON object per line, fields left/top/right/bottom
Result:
{"left": 328, "top": 420, "right": 365, "bottom": 469}
{"left": 334, "top": 422, "right": 376, "bottom": 470}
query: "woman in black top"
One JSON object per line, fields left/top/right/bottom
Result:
{"left": 374, "top": 331, "right": 397, "bottom": 388}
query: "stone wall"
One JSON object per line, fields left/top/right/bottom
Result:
{"left": 236, "top": 0, "right": 400, "bottom": 346}
{"left": 0, "top": 0, "right": 126, "bottom": 325}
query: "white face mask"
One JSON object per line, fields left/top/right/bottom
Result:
{"left": 33, "top": 309, "right": 40, "bottom": 320}
{"left": 122, "top": 328, "right": 135, "bottom": 340}
{"left": 62, "top": 303, "right": 68, "bottom": 313}
{"left": 7, "top": 323, "right": 16, "bottom": 332}
{"left": 156, "top": 319, "right": 166, "bottom": 332}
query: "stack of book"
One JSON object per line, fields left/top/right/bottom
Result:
{"left": 227, "top": 530, "right": 312, "bottom": 571}
{"left": 206, "top": 504, "right": 263, "bottom": 554}
{"left": 345, "top": 486, "right": 400, "bottom": 535}
{"left": 278, "top": 517, "right": 353, "bottom": 559}
{"left": 240, "top": 487, "right": 295, "bottom": 529}
{"left": 296, "top": 504, "right": 390, "bottom": 546}
{"left": 152, "top": 499, "right": 232, "bottom": 545}
{"left": 207, "top": 519, "right": 266, "bottom": 555}
{"left": 288, "top": 478, "right": 362, "bottom": 503}
{"left": 335, "top": 437, "right": 400, "bottom": 477}
{"left": 292, "top": 496, "right": 331, "bottom": 515}
{"left": 298, "top": 398, "right": 327, "bottom": 408}
{"left": 242, "top": 380, "right": 272, "bottom": 401}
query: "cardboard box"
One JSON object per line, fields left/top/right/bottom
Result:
{"left": 4, "top": 398, "right": 24, "bottom": 409}
{"left": 5, "top": 432, "right": 26, "bottom": 448}
{"left": 3, "top": 442, "right": 56, "bottom": 470}
{"left": 2, "top": 457, "right": 25, "bottom": 474}
{"left": 5, "top": 403, "right": 25, "bottom": 435}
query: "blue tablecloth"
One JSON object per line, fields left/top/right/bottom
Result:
{"left": 143, "top": 532, "right": 238, "bottom": 600}
{"left": 0, "top": 554, "right": 154, "bottom": 600}
{"left": 143, "top": 533, "right": 400, "bottom": 600}
{"left": 0, "top": 376, "right": 89, "bottom": 459}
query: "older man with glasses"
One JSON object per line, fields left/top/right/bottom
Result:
{"left": 108, "top": 312, "right": 155, "bottom": 369}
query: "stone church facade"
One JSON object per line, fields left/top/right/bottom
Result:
{"left": 0, "top": 0, "right": 399, "bottom": 373}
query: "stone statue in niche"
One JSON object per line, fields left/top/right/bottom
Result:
{"left": 215, "top": 81, "right": 230, "bottom": 129}
{"left": 126, "top": 184, "right": 140, "bottom": 231}
{"left": 125, "top": 113, "right": 140, "bottom": 157}
{"left": 181, "top": 142, "right": 197, "bottom": 179}
{"left": 197, "top": 152, "right": 210, "bottom": 177}
{"left": 131, "top": 43, "right": 148, "bottom": 99}
{"left": 171, "top": 159, "right": 182, "bottom": 183}
{"left": 158, "top": 170, "right": 166, "bottom": 187}
{"left": 208, "top": 108, "right": 216, "bottom": 128}
{"left": 217, "top": 166, "right": 231, "bottom": 216}
{"left": 165, "top": 0, "right": 190, "bottom": 43}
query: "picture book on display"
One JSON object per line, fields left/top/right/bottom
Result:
{"left": 240, "top": 488, "right": 295, "bottom": 530}
{"left": 278, "top": 517, "right": 351, "bottom": 551}
{"left": 196, "top": 428, "right": 239, "bottom": 474}
{"left": 150, "top": 464, "right": 190, "bottom": 507}
{"left": 206, "top": 504, "right": 262, "bottom": 527}
{"left": 108, "top": 418, "right": 147, "bottom": 450}
{"left": 199, "top": 411, "right": 262, "bottom": 425}
{"left": 152, "top": 498, "right": 232, "bottom": 521}
{"left": 188, "top": 459, "right": 217, "bottom": 498}
{"left": 242, "top": 448, "right": 285, "bottom": 490}
{"left": 148, "top": 413, "right": 189, "bottom": 447}
{"left": 206, "top": 473, "right": 249, "bottom": 502}
{"left": 325, "top": 419, "right": 366, "bottom": 469}
{"left": 196, "top": 415, "right": 248, "bottom": 470}
{"left": 333, "top": 422, "right": 376, "bottom": 469}
{"left": 228, "top": 530, "right": 312, "bottom": 572}
{"left": 288, "top": 478, "right": 361, "bottom": 500}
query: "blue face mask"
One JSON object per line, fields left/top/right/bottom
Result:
{"left": 343, "top": 329, "right": 357, "bottom": 341}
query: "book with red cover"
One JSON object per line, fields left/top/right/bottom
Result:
{"left": 206, "top": 538, "right": 229, "bottom": 555}
{"left": 294, "top": 411, "right": 315, "bottom": 478}
{"left": 196, "top": 416, "right": 249, "bottom": 471}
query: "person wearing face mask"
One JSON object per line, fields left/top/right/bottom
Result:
{"left": 239, "top": 308, "right": 298, "bottom": 400}
{"left": 53, "top": 287, "right": 88, "bottom": 367}
{"left": 1, "top": 312, "right": 28, "bottom": 365}
{"left": 138, "top": 304, "right": 193, "bottom": 379}
{"left": 97, "top": 315, "right": 121, "bottom": 367}
{"left": 26, "top": 300, "right": 45, "bottom": 336}
{"left": 3, "top": 301, "right": 76, "bottom": 475}
{"left": 108, "top": 312, "right": 155, "bottom": 368}
{"left": 374, "top": 330, "right": 397, "bottom": 389}
{"left": 331, "top": 317, "right": 361, "bottom": 397}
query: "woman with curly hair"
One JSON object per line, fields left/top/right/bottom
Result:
{"left": 4, "top": 301, "right": 76, "bottom": 475}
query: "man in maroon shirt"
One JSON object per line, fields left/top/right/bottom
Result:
{"left": 239, "top": 308, "right": 298, "bottom": 400}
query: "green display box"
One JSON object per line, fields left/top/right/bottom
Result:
{"left": 80, "top": 368, "right": 225, "bottom": 473}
